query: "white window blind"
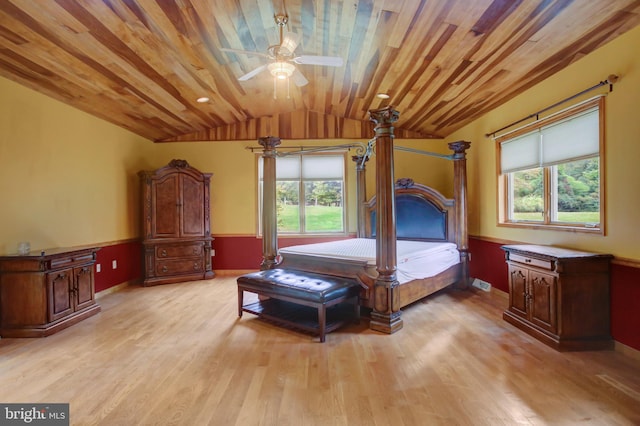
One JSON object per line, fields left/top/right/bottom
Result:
{"left": 500, "top": 106, "right": 599, "bottom": 174}
{"left": 259, "top": 155, "right": 344, "bottom": 179}
{"left": 302, "top": 156, "right": 344, "bottom": 179}
{"left": 274, "top": 156, "right": 300, "bottom": 179}
{"left": 500, "top": 131, "right": 540, "bottom": 174}
{"left": 258, "top": 156, "right": 300, "bottom": 179}
{"left": 541, "top": 108, "right": 599, "bottom": 166}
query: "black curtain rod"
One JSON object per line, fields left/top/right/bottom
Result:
{"left": 485, "top": 74, "right": 618, "bottom": 138}
{"left": 245, "top": 144, "right": 339, "bottom": 152}
{"left": 245, "top": 143, "right": 364, "bottom": 153}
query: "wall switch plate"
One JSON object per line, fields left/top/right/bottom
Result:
{"left": 112, "top": 260, "right": 117, "bottom": 269}
{"left": 211, "top": 249, "right": 215, "bottom": 256}
{"left": 96, "top": 264, "right": 101, "bottom": 273}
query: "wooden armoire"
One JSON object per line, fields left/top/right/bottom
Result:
{"left": 139, "top": 159, "right": 214, "bottom": 286}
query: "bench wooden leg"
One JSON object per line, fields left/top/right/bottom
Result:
{"left": 238, "top": 287, "right": 244, "bottom": 317}
{"left": 353, "top": 296, "right": 360, "bottom": 323}
{"left": 318, "top": 305, "right": 326, "bottom": 343}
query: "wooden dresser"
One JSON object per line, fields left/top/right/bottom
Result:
{"left": 502, "top": 244, "right": 613, "bottom": 351}
{"left": 139, "top": 159, "right": 214, "bottom": 286}
{"left": 0, "top": 247, "right": 101, "bottom": 337}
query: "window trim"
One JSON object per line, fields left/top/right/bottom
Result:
{"left": 257, "top": 151, "right": 349, "bottom": 237}
{"left": 496, "top": 96, "right": 605, "bottom": 234}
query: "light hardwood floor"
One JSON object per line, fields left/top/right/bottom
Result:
{"left": 1, "top": 276, "right": 639, "bottom": 425}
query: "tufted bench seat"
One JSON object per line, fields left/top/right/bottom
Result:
{"left": 237, "top": 268, "right": 360, "bottom": 342}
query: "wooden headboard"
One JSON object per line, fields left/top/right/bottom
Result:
{"left": 365, "top": 178, "right": 456, "bottom": 243}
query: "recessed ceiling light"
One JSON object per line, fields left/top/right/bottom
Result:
{"left": 196, "top": 97, "right": 210, "bottom": 103}
{"left": 376, "top": 93, "right": 390, "bottom": 99}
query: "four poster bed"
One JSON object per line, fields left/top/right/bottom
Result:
{"left": 278, "top": 179, "right": 463, "bottom": 310}
{"left": 257, "top": 106, "right": 471, "bottom": 334}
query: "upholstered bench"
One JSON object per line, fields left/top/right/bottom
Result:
{"left": 237, "top": 268, "right": 360, "bottom": 342}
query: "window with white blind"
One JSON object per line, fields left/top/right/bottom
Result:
{"left": 497, "top": 96, "right": 604, "bottom": 232}
{"left": 258, "top": 153, "right": 346, "bottom": 234}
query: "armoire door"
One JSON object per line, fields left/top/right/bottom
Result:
{"left": 180, "top": 174, "right": 205, "bottom": 237}
{"left": 152, "top": 175, "right": 181, "bottom": 238}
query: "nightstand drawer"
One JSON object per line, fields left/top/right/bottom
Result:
{"left": 509, "top": 253, "right": 553, "bottom": 270}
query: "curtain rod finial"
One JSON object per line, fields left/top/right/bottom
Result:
{"left": 607, "top": 74, "right": 619, "bottom": 84}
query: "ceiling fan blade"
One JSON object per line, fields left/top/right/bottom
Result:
{"left": 221, "top": 48, "right": 271, "bottom": 59}
{"left": 238, "top": 64, "right": 268, "bottom": 81}
{"left": 292, "top": 69, "right": 308, "bottom": 87}
{"left": 293, "top": 55, "right": 343, "bottom": 67}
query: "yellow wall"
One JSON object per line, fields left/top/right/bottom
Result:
{"left": 0, "top": 77, "right": 153, "bottom": 255}
{"left": 447, "top": 25, "right": 640, "bottom": 261}
{"left": 371, "top": 138, "right": 456, "bottom": 199}
{"left": 142, "top": 137, "right": 452, "bottom": 236}
{"left": 0, "top": 73, "right": 452, "bottom": 255}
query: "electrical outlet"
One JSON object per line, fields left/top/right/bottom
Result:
{"left": 112, "top": 260, "right": 117, "bottom": 269}
{"left": 472, "top": 278, "right": 491, "bottom": 292}
{"left": 96, "top": 263, "right": 101, "bottom": 273}
{"left": 211, "top": 249, "right": 215, "bottom": 256}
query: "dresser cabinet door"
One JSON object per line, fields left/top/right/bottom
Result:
{"left": 74, "top": 266, "right": 96, "bottom": 311}
{"left": 508, "top": 265, "right": 528, "bottom": 319}
{"left": 528, "top": 270, "right": 557, "bottom": 333}
{"left": 47, "top": 268, "right": 73, "bottom": 322}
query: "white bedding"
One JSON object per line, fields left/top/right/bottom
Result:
{"left": 279, "top": 238, "right": 460, "bottom": 284}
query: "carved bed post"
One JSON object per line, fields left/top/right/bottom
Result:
{"left": 369, "top": 106, "right": 403, "bottom": 334}
{"left": 351, "top": 154, "right": 368, "bottom": 238}
{"left": 449, "top": 140, "right": 471, "bottom": 288}
{"left": 259, "top": 136, "right": 281, "bottom": 270}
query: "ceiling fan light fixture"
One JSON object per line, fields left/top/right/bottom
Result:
{"left": 279, "top": 33, "right": 300, "bottom": 56}
{"left": 268, "top": 61, "right": 295, "bottom": 80}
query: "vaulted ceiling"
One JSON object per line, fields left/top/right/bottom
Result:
{"left": 0, "top": 0, "right": 639, "bottom": 142}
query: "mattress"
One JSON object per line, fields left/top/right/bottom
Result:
{"left": 279, "top": 238, "right": 460, "bottom": 284}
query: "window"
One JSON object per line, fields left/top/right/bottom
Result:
{"left": 497, "top": 97, "right": 604, "bottom": 232}
{"left": 258, "top": 153, "right": 346, "bottom": 234}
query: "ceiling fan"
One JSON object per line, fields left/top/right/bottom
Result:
{"left": 221, "top": 13, "right": 343, "bottom": 94}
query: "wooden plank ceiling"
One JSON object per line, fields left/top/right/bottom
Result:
{"left": 0, "top": 0, "right": 639, "bottom": 142}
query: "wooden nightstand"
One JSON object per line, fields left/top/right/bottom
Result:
{"left": 0, "top": 247, "right": 101, "bottom": 337}
{"left": 501, "top": 244, "right": 613, "bottom": 351}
